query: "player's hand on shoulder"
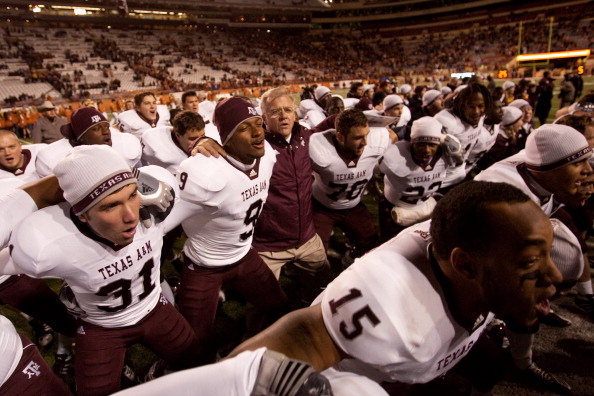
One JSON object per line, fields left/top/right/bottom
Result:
{"left": 252, "top": 350, "right": 333, "bottom": 396}
{"left": 189, "top": 136, "right": 227, "bottom": 158}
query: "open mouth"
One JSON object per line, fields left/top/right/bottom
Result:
{"left": 253, "top": 139, "right": 265, "bottom": 148}
{"left": 535, "top": 298, "right": 551, "bottom": 317}
{"left": 122, "top": 227, "right": 136, "bottom": 240}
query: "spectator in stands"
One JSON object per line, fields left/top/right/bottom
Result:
{"left": 31, "top": 101, "right": 67, "bottom": 144}
{"left": 535, "top": 71, "right": 555, "bottom": 126}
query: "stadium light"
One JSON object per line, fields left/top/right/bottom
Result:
{"left": 32, "top": 6, "right": 41, "bottom": 13}
{"left": 74, "top": 8, "right": 86, "bottom": 15}
{"left": 516, "top": 49, "right": 590, "bottom": 62}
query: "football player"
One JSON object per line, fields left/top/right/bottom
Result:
{"left": 377, "top": 116, "right": 453, "bottom": 240}
{"left": 165, "top": 97, "right": 288, "bottom": 361}
{"left": 35, "top": 107, "right": 141, "bottom": 178}
{"left": 0, "top": 130, "right": 45, "bottom": 181}
{"left": 434, "top": 83, "right": 492, "bottom": 190}
{"left": 309, "top": 108, "right": 389, "bottom": 264}
{"left": 117, "top": 92, "right": 170, "bottom": 139}
{"left": 141, "top": 110, "right": 205, "bottom": 174}
{"left": 229, "top": 181, "right": 563, "bottom": 395}
{"left": 6, "top": 145, "right": 197, "bottom": 396}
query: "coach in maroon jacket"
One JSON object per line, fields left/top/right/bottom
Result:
{"left": 254, "top": 87, "right": 331, "bottom": 300}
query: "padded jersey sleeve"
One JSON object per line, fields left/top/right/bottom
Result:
{"left": 8, "top": 206, "right": 68, "bottom": 278}
{"left": 0, "top": 189, "right": 37, "bottom": 249}
{"left": 162, "top": 155, "right": 228, "bottom": 231}
{"left": 320, "top": 250, "right": 445, "bottom": 371}
{"left": 379, "top": 142, "right": 412, "bottom": 178}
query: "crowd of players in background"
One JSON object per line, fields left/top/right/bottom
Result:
{"left": 0, "top": 69, "right": 593, "bottom": 396}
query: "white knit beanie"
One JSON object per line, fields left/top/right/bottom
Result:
{"left": 525, "top": 124, "right": 591, "bottom": 171}
{"left": 550, "top": 218, "right": 584, "bottom": 282}
{"left": 410, "top": 117, "right": 443, "bottom": 143}
{"left": 54, "top": 145, "right": 136, "bottom": 215}
{"left": 422, "top": 90, "right": 442, "bottom": 107}
{"left": 314, "top": 86, "right": 331, "bottom": 101}
{"left": 501, "top": 106, "right": 523, "bottom": 127}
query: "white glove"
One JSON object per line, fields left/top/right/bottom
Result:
{"left": 440, "top": 134, "right": 464, "bottom": 167}
{"left": 134, "top": 168, "right": 174, "bottom": 227}
{"left": 252, "top": 350, "right": 333, "bottom": 396}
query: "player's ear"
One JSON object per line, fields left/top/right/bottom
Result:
{"left": 78, "top": 213, "right": 89, "bottom": 224}
{"left": 450, "top": 247, "right": 478, "bottom": 280}
{"left": 335, "top": 131, "right": 345, "bottom": 145}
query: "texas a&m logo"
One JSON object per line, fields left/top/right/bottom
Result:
{"left": 91, "top": 115, "right": 102, "bottom": 123}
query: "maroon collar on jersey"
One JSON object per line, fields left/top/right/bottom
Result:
{"left": 224, "top": 156, "right": 261, "bottom": 180}
{"left": 0, "top": 149, "right": 31, "bottom": 175}
{"left": 170, "top": 130, "right": 189, "bottom": 157}
{"left": 136, "top": 110, "right": 159, "bottom": 128}
{"left": 332, "top": 134, "right": 361, "bottom": 168}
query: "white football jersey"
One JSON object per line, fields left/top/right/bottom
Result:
{"left": 311, "top": 128, "right": 391, "bottom": 210}
{"left": 297, "top": 99, "right": 324, "bottom": 119}
{"left": 35, "top": 132, "right": 141, "bottom": 178}
{"left": 0, "top": 315, "right": 22, "bottom": 388}
{"left": 319, "top": 221, "right": 493, "bottom": 384}
{"left": 434, "top": 109, "right": 484, "bottom": 187}
{"left": 117, "top": 106, "right": 170, "bottom": 139}
{"left": 302, "top": 109, "right": 327, "bottom": 129}
{"left": 0, "top": 144, "right": 46, "bottom": 181}
{"left": 9, "top": 203, "right": 166, "bottom": 328}
{"left": 380, "top": 141, "right": 448, "bottom": 208}
{"left": 0, "top": 186, "right": 35, "bottom": 250}
{"left": 175, "top": 141, "right": 276, "bottom": 267}
{"left": 0, "top": 178, "right": 27, "bottom": 285}
{"left": 475, "top": 151, "right": 557, "bottom": 216}
{"left": 396, "top": 105, "right": 411, "bottom": 128}
{"left": 465, "top": 123, "right": 498, "bottom": 173}
{"left": 141, "top": 126, "right": 187, "bottom": 174}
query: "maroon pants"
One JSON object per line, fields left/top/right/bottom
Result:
{"left": 313, "top": 199, "right": 379, "bottom": 257}
{"left": 0, "top": 334, "right": 73, "bottom": 396}
{"left": 178, "top": 248, "right": 288, "bottom": 347}
{"left": 0, "top": 275, "right": 76, "bottom": 337}
{"left": 74, "top": 296, "right": 198, "bottom": 396}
